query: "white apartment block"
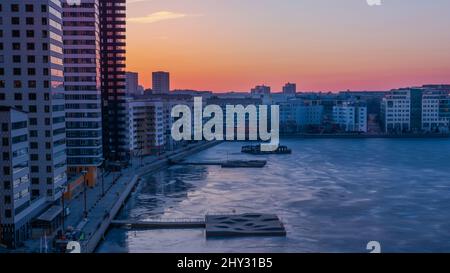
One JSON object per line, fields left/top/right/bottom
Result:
{"left": 382, "top": 87, "right": 450, "bottom": 133}
{"left": 62, "top": 0, "right": 103, "bottom": 184}
{"left": 126, "top": 99, "right": 165, "bottom": 157}
{"left": 332, "top": 103, "right": 368, "bottom": 132}
{"left": 422, "top": 90, "right": 450, "bottom": 132}
{"left": 381, "top": 89, "right": 411, "bottom": 133}
{"left": 0, "top": 107, "right": 45, "bottom": 247}
{"left": 0, "top": 0, "right": 67, "bottom": 202}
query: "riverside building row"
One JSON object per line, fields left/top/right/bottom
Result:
{"left": 0, "top": 0, "right": 126, "bottom": 248}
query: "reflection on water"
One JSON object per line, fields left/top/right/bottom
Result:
{"left": 97, "top": 139, "right": 450, "bottom": 253}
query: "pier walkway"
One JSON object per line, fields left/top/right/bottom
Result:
{"left": 111, "top": 218, "right": 206, "bottom": 229}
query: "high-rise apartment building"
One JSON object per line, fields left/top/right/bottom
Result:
{"left": 100, "top": 0, "right": 127, "bottom": 161}
{"left": 125, "top": 98, "right": 165, "bottom": 157}
{"left": 282, "top": 83, "right": 296, "bottom": 95}
{"left": 126, "top": 72, "right": 140, "bottom": 97}
{"left": 251, "top": 85, "right": 271, "bottom": 96}
{"left": 152, "top": 71, "right": 170, "bottom": 94}
{"left": 0, "top": 0, "right": 67, "bottom": 203}
{"left": 0, "top": 107, "right": 41, "bottom": 248}
{"left": 62, "top": 0, "right": 103, "bottom": 184}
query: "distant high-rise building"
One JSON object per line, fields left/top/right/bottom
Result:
{"left": 100, "top": 0, "right": 127, "bottom": 161}
{"left": 63, "top": 0, "right": 103, "bottom": 184}
{"left": 126, "top": 72, "right": 140, "bottom": 97}
{"left": 251, "top": 85, "right": 271, "bottom": 95}
{"left": 152, "top": 72, "right": 170, "bottom": 94}
{"left": 283, "top": 83, "right": 297, "bottom": 94}
{"left": 0, "top": 0, "right": 67, "bottom": 203}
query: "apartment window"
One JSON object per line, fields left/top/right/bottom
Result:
{"left": 4, "top": 181, "right": 11, "bottom": 190}
{"left": 14, "top": 93, "right": 22, "bottom": 100}
{"left": 3, "top": 152, "right": 9, "bottom": 161}
{"left": 26, "top": 4, "right": 34, "bottom": 12}
{"left": 32, "top": 190, "right": 39, "bottom": 197}
{"left": 31, "top": 166, "right": 39, "bottom": 173}
{"left": 27, "top": 43, "right": 35, "bottom": 50}
{"left": 3, "top": 166, "right": 10, "bottom": 175}
{"left": 14, "top": 80, "right": 22, "bottom": 88}
{"left": 29, "top": 105, "right": 37, "bottom": 113}
{"left": 11, "top": 17, "right": 20, "bottom": 25}
{"left": 46, "top": 166, "right": 52, "bottom": 173}
{"left": 1, "top": 123, "right": 7, "bottom": 132}
{"left": 46, "top": 154, "right": 51, "bottom": 161}
{"left": 29, "top": 130, "right": 37, "bottom": 137}
{"left": 5, "top": 209, "right": 11, "bottom": 218}
{"left": 11, "top": 4, "right": 19, "bottom": 12}
{"left": 30, "top": 154, "right": 38, "bottom": 161}
{"left": 31, "top": 178, "right": 39, "bottom": 185}
{"left": 12, "top": 43, "right": 20, "bottom": 50}
{"left": 12, "top": 30, "right": 20, "bottom": 37}
{"left": 26, "top": 30, "right": 34, "bottom": 38}
{"left": 2, "top": 138, "right": 8, "bottom": 146}
{"left": 46, "top": 177, "right": 52, "bottom": 184}
{"left": 26, "top": 17, "right": 34, "bottom": 25}
{"left": 28, "top": 80, "right": 36, "bottom": 88}
{"left": 42, "top": 30, "right": 48, "bottom": 38}
{"left": 30, "top": 142, "right": 38, "bottom": 149}
{"left": 42, "top": 43, "right": 48, "bottom": 50}
{"left": 13, "top": 55, "right": 21, "bottom": 63}
{"left": 29, "top": 93, "right": 37, "bottom": 100}
{"left": 4, "top": 195, "right": 11, "bottom": 205}
{"left": 0, "top": 43, "right": 3, "bottom": 50}
{"left": 13, "top": 68, "right": 21, "bottom": 75}
{"left": 41, "top": 5, "right": 47, "bottom": 13}
{"left": 42, "top": 17, "right": 48, "bottom": 25}
{"left": 28, "top": 68, "right": 36, "bottom": 75}
{"left": 29, "top": 118, "right": 37, "bottom": 126}
{"left": 43, "top": 68, "right": 49, "bottom": 76}
{"left": 28, "top": 55, "right": 36, "bottom": 63}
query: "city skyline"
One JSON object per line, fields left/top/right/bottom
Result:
{"left": 126, "top": 0, "right": 450, "bottom": 92}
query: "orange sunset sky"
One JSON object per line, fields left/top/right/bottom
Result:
{"left": 125, "top": 0, "right": 450, "bottom": 92}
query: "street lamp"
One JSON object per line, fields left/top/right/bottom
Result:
{"left": 81, "top": 170, "right": 88, "bottom": 219}
{"left": 99, "top": 158, "right": 105, "bottom": 197}
{"left": 57, "top": 185, "right": 68, "bottom": 231}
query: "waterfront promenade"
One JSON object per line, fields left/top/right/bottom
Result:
{"left": 18, "top": 141, "right": 220, "bottom": 253}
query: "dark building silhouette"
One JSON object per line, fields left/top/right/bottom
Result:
{"left": 100, "top": 0, "right": 127, "bottom": 160}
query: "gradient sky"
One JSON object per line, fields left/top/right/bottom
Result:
{"left": 126, "top": 0, "right": 450, "bottom": 92}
